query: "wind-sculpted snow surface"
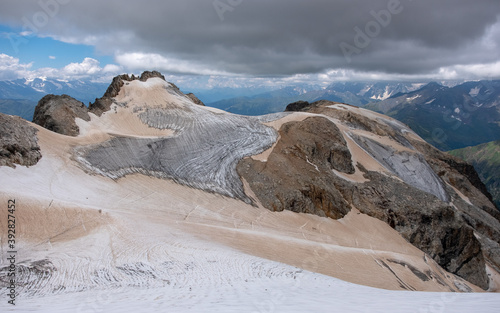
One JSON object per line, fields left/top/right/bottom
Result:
{"left": 78, "top": 82, "right": 279, "bottom": 202}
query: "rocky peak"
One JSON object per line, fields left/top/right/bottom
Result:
{"left": 90, "top": 71, "right": 167, "bottom": 116}
{"left": 139, "top": 70, "right": 165, "bottom": 82}
{"left": 32, "top": 71, "right": 205, "bottom": 136}
{"left": 105, "top": 71, "right": 166, "bottom": 97}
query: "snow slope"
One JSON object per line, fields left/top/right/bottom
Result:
{"left": 1, "top": 78, "right": 499, "bottom": 312}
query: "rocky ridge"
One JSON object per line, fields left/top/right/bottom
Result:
{"left": 31, "top": 71, "right": 205, "bottom": 136}
{"left": 0, "top": 113, "right": 41, "bottom": 167}
{"left": 238, "top": 100, "right": 500, "bottom": 290}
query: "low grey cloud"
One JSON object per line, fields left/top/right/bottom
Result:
{"left": 1, "top": 0, "right": 499, "bottom": 80}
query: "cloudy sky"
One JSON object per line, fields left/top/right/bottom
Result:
{"left": 0, "top": 0, "right": 499, "bottom": 87}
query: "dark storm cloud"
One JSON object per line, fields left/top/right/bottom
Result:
{"left": 1, "top": 0, "right": 499, "bottom": 77}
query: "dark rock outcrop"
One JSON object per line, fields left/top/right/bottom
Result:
{"left": 88, "top": 97, "right": 113, "bottom": 117}
{"left": 0, "top": 113, "right": 41, "bottom": 167}
{"left": 353, "top": 170, "right": 490, "bottom": 289}
{"left": 139, "top": 70, "right": 165, "bottom": 82}
{"left": 238, "top": 117, "right": 354, "bottom": 219}
{"left": 186, "top": 93, "right": 205, "bottom": 106}
{"left": 88, "top": 74, "right": 133, "bottom": 116}
{"left": 33, "top": 94, "right": 90, "bottom": 137}
{"left": 444, "top": 157, "right": 494, "bottom": 203}
{"left": 285, "top": 100, "right": 314, "bottom": 112}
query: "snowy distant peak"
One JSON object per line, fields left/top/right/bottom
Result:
{"left": 207, "top": 81, "right": 441, "bottom": 116}
{"left": 364, "top": 80, "right": 500, "bottom": 151}
{"left": 469, "top": 86, "right": 481, "bottom": 97}
{"left": 407, "top": 80, "right": 500, "bottom": 105}
{"left": 366, "top": 83, "right": 419, "bottom": 101}
{"left": 420, "top": 81, "right": 447, "bottom": 91}
{"left": 323, "top": 81, "right": 423, "bottom": 103}
{"left": 280, "top": 84, "right": 322, "bottom": 95}
{"left": 24, "top": 76, "right": 47, "bottom": 84}
{"left": 0, "top": 77, "right": 108, "bottom": 104}
{"left": 292, "top": 86, "right": 309, "bottom": 95}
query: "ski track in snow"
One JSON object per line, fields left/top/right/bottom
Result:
{"left": 3, "top": 256, "right": 500, "bottom": 313}
{"left": 2, "top": 217, "right": 500, "bottom": 313}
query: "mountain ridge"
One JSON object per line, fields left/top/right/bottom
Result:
{"left": 208, "top": 81, "right": 424, "bottom": 115}
{"left": 1, "top": 72, "right": 499, "bottom": 304}
{"left": 366, "top": 80, "right": 500, "bottom": 151}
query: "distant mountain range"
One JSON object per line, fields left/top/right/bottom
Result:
{"left": 2, "top": 78, "right": 499, "bottom": 153}
{"left": 0, "top": 78, "right": 108, "bottom": 120}
{"left": 207, "top": 80, "right": 500, "bottom": 151}
{"left": 207, "top": 82, "right": 423, "bottom": 115}
{"left": 206, "top": 85, "right": 321, "bottom": 115}
{"left": 1, "top": 79, "right": 419, "bottom": 119}
{"left": 450, "top": 140, "right": 500, "bottom": 209}
{"left": 366, "top": 80, "right": 500, "bottom": 151}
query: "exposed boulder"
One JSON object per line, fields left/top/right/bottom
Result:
{"left": 33, "top": 94, "right": 90, "bottom": 137}
{"left": 0, "top": 113, "right": 41, "bottom": 167}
